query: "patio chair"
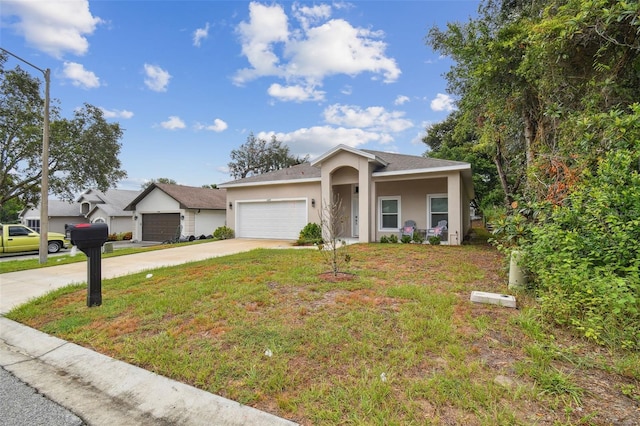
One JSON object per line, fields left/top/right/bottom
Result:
{"left": 399, "top": 220, "right": 417, "bottom": 238}
{"left": 427, "top": 220, "right": 448, "bottom": 239}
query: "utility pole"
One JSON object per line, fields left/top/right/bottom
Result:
{"left": 0, "top": 47, "right": 51, "bottom": 264}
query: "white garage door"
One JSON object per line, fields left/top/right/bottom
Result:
{"left": 237, "top": 200, "right": 307, "bottom": 239}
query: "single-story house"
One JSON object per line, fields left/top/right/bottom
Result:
{"left": 78, "top": 188, "right": 141, "bottom": 234}
{"left": 219, "top": 145, "right": 474, "bottom": 245}
{"left": 19, "top": 188, "right": 141, "bottom": 235}
{"left": 124, "top": 183, "right": 227, "bottom": 242}
{"left": 20, "top": 199, "right": 88, "bottom": 234}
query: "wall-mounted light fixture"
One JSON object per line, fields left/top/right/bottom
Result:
{"left": 311, "top": 198, "right": 316, "bottom": 208}
{"left": 229, "top": 202, "right": 233, "bottom": 209}
{"left": 134, "top": 215, "right": 138, "bottom": 221}
{"left": 181, "top": 215, "right": 185, "bottom": 220}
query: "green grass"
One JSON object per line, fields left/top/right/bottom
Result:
{"left": 0, "top": 238, "right": 215, "bottom": 274}
{"left": 6, "top": 243, "right": 639, "bottom": 425}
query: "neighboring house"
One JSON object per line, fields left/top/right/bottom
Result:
{"left": 77, "top": 188, "right": 142, "bottom": 235}
{"left": 20, "top": 199, "right": 88, "bottom": 234}
{"left": 124, "top": 183, "right": 227, "bottom": 242}
{"left": 19, "top": 188, "right": 140, "bottom": 235}
{"left": 219, "top": 144, "right": 475, "bottom": 245}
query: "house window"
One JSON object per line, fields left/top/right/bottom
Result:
{"left": 81, "top": 202, "right": 90, "bottom": 215}
{"left": 92, "top": 217, "right": 106, "bottom": 224}
{"left": 26, "top": 219, "right": 40, "bottom": 233}
{"left": 428, "top": 195, "right": 448, "bottom": 228}
{"left": 379, "top": 196, "right": 400, "bottom": 230}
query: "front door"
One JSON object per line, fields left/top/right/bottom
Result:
{"left": 352, "top": 192, "right": 359, "bottom": 237}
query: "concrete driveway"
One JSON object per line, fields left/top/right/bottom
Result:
{"left": 0, "top": 239, "right": 294, "bottom": 314}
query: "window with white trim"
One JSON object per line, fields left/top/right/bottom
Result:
{"left": 379, "top": 196, "right": 400, "bottom": 230}
{"left": 427, "top": 194, "right": 448, "bottom": 228}
{"left": 26, "top": 219, "right": 41, "bottom": 233}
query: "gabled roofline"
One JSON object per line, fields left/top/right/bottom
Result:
{"left": 310, "top": 144, "right": 388, "bottom": 167}
{"left": 218, "top": 177, "right": 321, "bottom": 189}
{"left": 124, "top": 183, "right": 158, "bottom": 211}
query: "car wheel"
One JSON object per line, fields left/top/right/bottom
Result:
{"left": 48, "top": 241, "right": 62, "bottom": 253}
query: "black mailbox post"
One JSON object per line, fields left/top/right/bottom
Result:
{"left": 67, "top": 223, "right": 109, "bottom": 307}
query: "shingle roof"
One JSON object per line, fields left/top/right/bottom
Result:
{"left": 125, "top": 183, "right": 227, "bottom": 210}
{"left": 219, "top": 147, "right": 470, "bottom": 187}
{"left": 21, "top": 199, "right": 84, "bottom": 218}
{"left": 219, "top": 163, "right": 321, "bottom": 187}
{"left": 80, "top": 189, "right": 142, "bottom": 217}
{"left": 362, "top": 150, "right": 469, "bottom": 173}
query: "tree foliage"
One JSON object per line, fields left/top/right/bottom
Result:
{"left": 228, "top": 133, "right": 308, "bottom": 180}
{"left": 427, "top": 0, "right": 640, "bottom": 349}
{"left": 426, "top": 0, "right": 640, "bottom": 205}
{"left": 423, "top": 113, "right": 504, "bottom": 209}
{"left": 0, "top": 53, "right": 127, "bottom": 207}
{"left": 141, "top": 177, "right": 177, "bottom": 189}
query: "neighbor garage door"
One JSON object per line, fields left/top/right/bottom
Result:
{"left": 237, "top": 200, "right": 307, "bottom": 239}
{"left": 142, "top": 213, "right": 180, "bottom": 242}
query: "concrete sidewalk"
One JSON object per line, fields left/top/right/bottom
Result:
{"left": 0, "top": 239, "right": 299, "bottom": 425}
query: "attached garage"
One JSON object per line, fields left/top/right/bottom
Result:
{"left": 142, "top": 213, "right": 180, "bottom": 242}
{"left": 237, "top": 200, "right": 307, "bottom": 239}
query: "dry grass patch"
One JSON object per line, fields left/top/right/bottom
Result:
{"left": 7, "top": 243, "right": 639, "bottom": 425}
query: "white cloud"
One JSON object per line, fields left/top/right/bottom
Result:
{"left": 285, "top": 19, "right": 400, "bottom": 84}
{"left": 1, "top": 0, "right": 102, "bottom": 58}
{"left": 292, "top": 3, "right": 331, "bottom": 30}
{"left": 323, "top": 104, "right": 413, "bottom": 133}
{"left": 100, "top": 108, "right": 134, "bottom": 119}
{"left": 234, "top": 2, "right": 289, "bottom": 84}
{"left": 144, "top": 64, "right": 171, "bottom": 92}
{"left": 430, "top": 93, "right": 456, "bottom": 112}
{"left": 195, "top": 118, "right": 228, "bottom": 132}
{"left": 193, "top": 22, "right": 210, "bottom": 47}
{"left": 62, "top": 62, "right": 100, "bottom": 89}
{"left": 267, "top": 83, "right": 325, "bottom": 102}
{"left": 394, "top": 95, "right": 410, "bottom": 106}
{"left": 258, "top": 126, "right": 392, "bottom": 159}
{"left": 233, "top": 2, "right": 400, "bottom": 97}
{"left": 160, "top": 116, "right": 186, "bottom": 130}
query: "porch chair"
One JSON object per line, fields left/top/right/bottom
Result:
{"left": 427, "top": 220, "right": 448, "bottom": 239}
{"left": 399, "top": 220, "right": 417, "bottom": 239}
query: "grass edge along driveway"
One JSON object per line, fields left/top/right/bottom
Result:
{"left": 7, "top": 243, "right": 640, "bottom": 425}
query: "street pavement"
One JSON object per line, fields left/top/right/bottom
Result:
{"left": 0, "top": 239, "right": 301, "bottom": 426}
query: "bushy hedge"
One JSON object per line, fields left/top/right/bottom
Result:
{"left": 297, "top": 222, "right": 322, "bottom": 245}
{"left": 213, "top": 226, "right": 235, "bottom": 240}
{"left": 523, "top": 151, "right": 640, "bottom": 349}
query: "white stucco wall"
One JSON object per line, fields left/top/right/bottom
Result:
{"left": 195, "top": 210, "right": 226, "bottom": 236}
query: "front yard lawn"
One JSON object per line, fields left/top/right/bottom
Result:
{"left": 7, "top": 243, "right": 639, "bottom": 425}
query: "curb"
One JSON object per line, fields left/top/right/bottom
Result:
{"left": 0, "top": 317, "right": 298, "bottom": 426}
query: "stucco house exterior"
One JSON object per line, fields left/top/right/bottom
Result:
{"left": 124, "top": 183, "right": 227, "bottom": 242}
{"left": 219, "top": 145, "right": 474, "bottom": 245}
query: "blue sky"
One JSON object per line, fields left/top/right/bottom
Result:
{"left": 1, "top": 0, "right": 479, "bottom": 190}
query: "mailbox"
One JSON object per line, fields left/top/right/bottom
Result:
{"left": 65, "top": 223, "right": 108, "bottom": 307}
{"left": 67, "top": 223, "right": 109, "bottom": 249}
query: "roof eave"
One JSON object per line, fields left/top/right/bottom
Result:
{"left": 219, "top": 177, "right": 321, "bottom": 189}
{"left": 372, "top": 163, "right": 471, "bottom": 177}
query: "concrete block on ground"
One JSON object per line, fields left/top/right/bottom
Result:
{"left": 470, "top": 291, "right": 516, "bottom": 308}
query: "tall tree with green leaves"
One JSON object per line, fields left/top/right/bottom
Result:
{"left": 0, "top": 53, "right": 127, "bottom": 209}
{"left": 141, "top": 177, "right": 177, "bottom": 189}
{"left": 423, "top": 112, "right": 504, "bottom": 209}
{"left": 427, "top": 0, "right": 640, "bottom": 204}
{"left": 228, "top": 133, "right": 308, "bottom": 180}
